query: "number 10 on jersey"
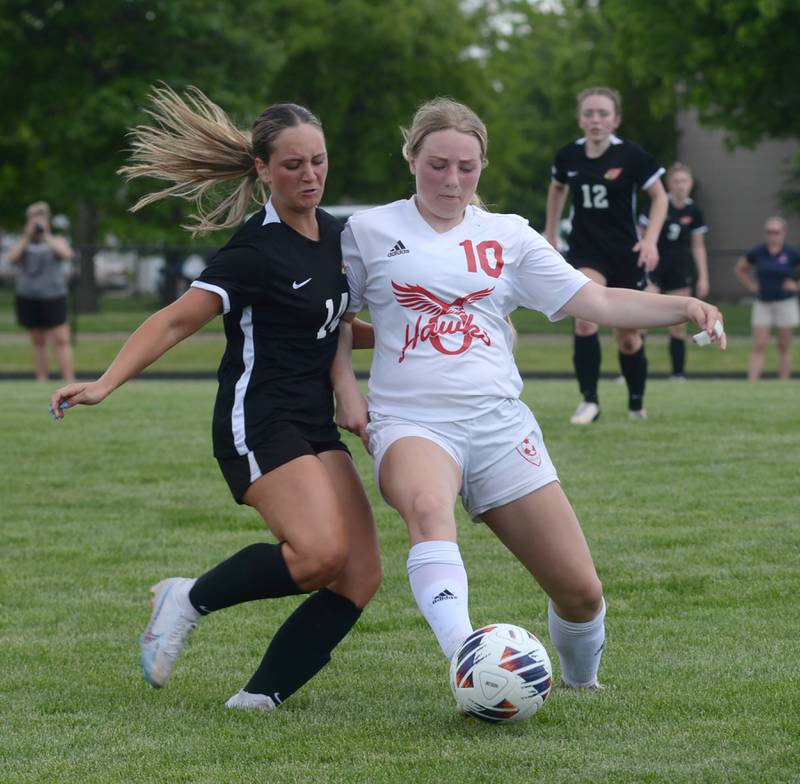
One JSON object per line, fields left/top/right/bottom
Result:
{"left": 459, "top": 240, "right": 504, "bottom": 278}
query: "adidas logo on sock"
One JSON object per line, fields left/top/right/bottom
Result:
{"left": 432, "top": 588, "right": 456, "bottom": 604}
{"left": 388, "top": 240, "right": 410, "bottom": 257}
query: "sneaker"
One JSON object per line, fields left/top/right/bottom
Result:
{"left": 669, "top": 374, "right": 687, "bottom": 382}
{"left": 570, "top": 401, "right": 600, "bottom": 425}
{"left": 225, "top": 690, "right": 277, "bottom": 712}
{"left": 140, "top": 577, "right": 199, "bottom": 688}
{"left": 628, "top": 409, "right": 648, "bottom": 421}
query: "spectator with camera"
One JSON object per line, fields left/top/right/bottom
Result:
{"left": 8, "top": 201, "right": 75, "bottom": 382}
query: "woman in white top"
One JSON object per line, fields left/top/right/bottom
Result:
{"left": 335, "top": 98, "right": 725, "bottom": 689}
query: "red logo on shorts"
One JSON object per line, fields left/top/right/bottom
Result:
{"left": 516, "top": 437, "right": 541, "bottom": 466}
{"left": 392, "top": 281, "right": 493, "bottom": 362}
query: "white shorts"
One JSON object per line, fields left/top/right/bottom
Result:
{"left": 366, "top": 398, "right": 559, "bottom": 521}
{"left": 752, "top": 298, "right": 799, "bottom": 329}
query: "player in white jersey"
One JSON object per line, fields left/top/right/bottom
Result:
{"left": 335, "top": 97, "right": 726, "bottom": 689}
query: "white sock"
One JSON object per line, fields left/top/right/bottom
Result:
{"left": 548, "top": 597, "right": 606, "bottom": 687}
{"left": 407, "top": 540, "right": 472, "bottom": 660}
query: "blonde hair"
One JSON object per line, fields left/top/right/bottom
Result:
{"left": 401, "top": 97, "right": 488, "bottom": 208}
{"left": 26, "top": 201, "right": 51, "bottom": 219}
{"left": 577, "top": 86, "right": 622, "bottom": 116}
{"left": 118, "top": 84, "right": 323, "bottom": 236}
{"left": 401, "top": 97, "right": 488, "bottom": 167}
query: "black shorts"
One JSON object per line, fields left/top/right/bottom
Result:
{"left": 217, "top": 420, "right": 350, "bottom": 503}
{"left": 650, "top": 260, "right": 692, "bottom": 292}
{"left": 16, "top": 295, "right": 68, "bottom": 329}
{"left": 569, "top": 253, "right": 646, "bottom": 290}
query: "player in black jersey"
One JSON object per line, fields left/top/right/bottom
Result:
{"left": 640, "top": 163, "right": 709, "bottom": 379}
{"left": 545, "top": 86, "right": 668, "bottom": 423}
{"left": 49, "top": 86, "right": 381, "bottom": 712}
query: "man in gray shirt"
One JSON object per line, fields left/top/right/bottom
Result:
{"left": 8, "top": 201, "right": 75, "bottom": 381}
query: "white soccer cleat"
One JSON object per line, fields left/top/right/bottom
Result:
{"left": 669, "top": 374, "right": 687, "bottom": 382}
{"left": 628, "top": 409, "right": 648, "bottom": 421}
{"left": 140, "top": 577, "right": 199, "bottom": 688}
{"left": 225, "top": 690, "right": 277, "bottom": 712}
{"left": 570, "top": 401, "right": 600, "bottom": 425}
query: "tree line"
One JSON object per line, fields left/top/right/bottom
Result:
{"left": 2, "top": 0, "right": 797, "bottom": 309}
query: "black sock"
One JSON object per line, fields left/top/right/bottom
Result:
{"left": 244, "top": 588, "right": 362, "bottom": 704}
{"left": 669, "top": 337, "right": 686, "bottom": 376}
{"left": 188, "top": 542, "right": 302, "bottom": 614}
{"left": 619, "top": 346, "right": 648, "bottom": 411}
{"left": 573, "top": 333, "right": 601, "bottom": 404}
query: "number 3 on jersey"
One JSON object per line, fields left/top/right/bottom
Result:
{"left": 317, "top": 293, "right": 348, "bottom": 339}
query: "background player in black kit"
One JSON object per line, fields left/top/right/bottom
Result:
{"left": 49, "top": 86, "right": 381, "bottom": 712}
{"left": 545, "top": 86, "right": 668, "bottom": 423}
{"left": 640, "top": 162, "right": 709, "bottom": 379}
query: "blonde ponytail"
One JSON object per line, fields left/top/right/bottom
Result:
{"left": 118, "top": 84, "right": 263, "bottom": 236}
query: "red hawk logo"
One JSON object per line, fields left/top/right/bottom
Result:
{"left": 392, "top": 281, "right": 494, "bottom": 362}
{"left": 604, "top": 167, "right": 623, "bottom": 181}
{"left": 680, "top": 216, "right": 693, "bottom": 225}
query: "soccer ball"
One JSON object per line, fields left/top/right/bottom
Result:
{"left": 450, "top": 623, "right": 553, "bottom": 723}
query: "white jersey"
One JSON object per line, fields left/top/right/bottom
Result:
{"left": 343, "top": 198, "right": 590, "bottom": 421}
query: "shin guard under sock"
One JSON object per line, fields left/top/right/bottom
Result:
{"left": 188, "top": 542, "right": 302, "bottom": 615}
{"left": 573, "top": 333, "right": 601, "bottom": 404}
{"left": 244, "top": 588, "right": 362, "bottom": 704}
{"left": 618, "top": 346, "right": 647, "bottom": 411}
{"left": 669, "top": 336, "right": 686, "bottom": 376}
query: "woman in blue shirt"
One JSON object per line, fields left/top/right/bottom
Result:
{"left": 735, "top": 216, "right": 800, "bottom": 380}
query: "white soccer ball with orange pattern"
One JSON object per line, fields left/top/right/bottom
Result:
{"left": 450, "top": 623, "right": 553, "bottom": 722}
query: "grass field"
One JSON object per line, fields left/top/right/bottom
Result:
{"left": 0, "top": 288, "right": 781, "bottom": 378}
{"left": 2, "top": 379, "right": 798, "bottom": 783}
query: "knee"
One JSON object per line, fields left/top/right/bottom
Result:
{"left": 618, "top": 334, "right": 641, "bottom": 354}
{"left": 574, "top": 320, "right": 597, "bottom": 337}
{"left": 293, "top": 535, "right": 350, "bottom": 590}
{"left": 349, "top": 563, "right": 383, "bottom": 608}
{"left": 555, "top": 578, "right": 604, "bottom": 621}
{"left": 408, "top": 491, "right": 453, "bottom": 531}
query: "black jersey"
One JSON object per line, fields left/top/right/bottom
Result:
{"left": 649, "top": 198, "right": 706, "bottom": 268}
{"left": 552, "top": 136, "right": 664, "bottom": 263}
{"left": 192, "top": 204, "right": 349, "bottom": 460}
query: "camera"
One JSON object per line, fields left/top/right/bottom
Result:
{"left": 33, "top": 222, "right": 45, "bottom": 235}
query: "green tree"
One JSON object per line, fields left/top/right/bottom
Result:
{"left": 0, "top": 0, "right": 280, "bottom": 309}
{"left": 263, "top": 0, "right": 493, "bottom": 206}
{"left": 603, "top": 0, "right": 800, "bottom": 146}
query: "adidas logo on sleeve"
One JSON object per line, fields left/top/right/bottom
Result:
{"left": 388, "top": 240, "right": 410, "bottom": 257}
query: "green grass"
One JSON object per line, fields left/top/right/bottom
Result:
{"left": 3, "top": 286, "right": 768, "bottom": 378}
{"left": 0, "top": 332, "right": 763, "bottom": 377}
{"left": 1, "top": 379, "right": 798, "bottom": 783}
{"left": 0, "top": 288, "right": 755, "bottom": 336}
